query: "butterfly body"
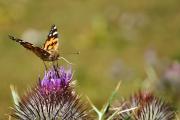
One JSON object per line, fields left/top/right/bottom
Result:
{"left": 44, "top": 50, "right": 59, "bottom": 61}
{"left": 9, "top": 25, "right": 60, "bottom": 61}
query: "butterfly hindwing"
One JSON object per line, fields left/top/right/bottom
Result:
{"left": 43, "top": 24, "right": 59, "bottom": 52}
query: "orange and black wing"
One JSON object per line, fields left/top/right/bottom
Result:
{"left": 8, "top": 35, "right": 50, "bottom": 59}
{"left": 43, "top": 24, "right": 59, "bottom": 52}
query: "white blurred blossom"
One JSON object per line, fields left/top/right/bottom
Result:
{"left": 119, "top": 12, "right": 149, "bottom": 41}
{"left": 144, "top": 48, "right": 158, "bottom": 66}
{"left": 21, "top": 29, "right": 46, "bottom": 46}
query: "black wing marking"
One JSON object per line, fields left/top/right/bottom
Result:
{"left": 47, "top": 24, "right": 58, "bottom": 40}
{"left": 43, "top": 24, "right": 59, "bottom": 51}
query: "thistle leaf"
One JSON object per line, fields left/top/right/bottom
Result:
{"left": 10, "top": 85, "right": 20, "bottom": 106}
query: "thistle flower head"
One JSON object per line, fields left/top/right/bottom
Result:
{"left": 132, "top": 91, "right": 175, "bottom": 120}
{"left": 110, "top": 91, "right": 176, "bottom": 120}
{"left": 131, "top": 91, "right": 154, "bottom": 107}
{"left": 40, "top": 66, "right": 72, "bottom": 94}
{"left": 10, "top": 66, "right": 91, "bottom": 120}
{"left": 137, "top": 98, "right": 175, "bottom": 120}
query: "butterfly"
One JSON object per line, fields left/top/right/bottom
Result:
{"left": 9, "top": 25, "right": 73, "bottom": 64}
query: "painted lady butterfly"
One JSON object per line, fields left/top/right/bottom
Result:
{"left": 9, "top": 25, "right": 72, "bottom": 63}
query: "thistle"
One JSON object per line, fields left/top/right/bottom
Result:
{"left": 10, "top": 66, "right": 91, "bottom": 120}
{"left": 110, "top": 91, "right": 176, "bottom": 120}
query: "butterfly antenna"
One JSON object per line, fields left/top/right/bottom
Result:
{"left": 60, "top": 51, "right": 80, "bottom": 55}
{"left": 8, "top": 35, "right": 22, "bottom": 43}
{"left": 8, "top": 35, "right": 16, "bottom": 40}
{"left": 43, "top": 61, "right": 48, "bottom": 71}
{"left": 58, "top": 57, "right": 74, "bottom": 65}
{"left": 73, "top": 51, "right": 80, "bottom": 54}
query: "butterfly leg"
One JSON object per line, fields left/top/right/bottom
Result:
{"left": 52, "top": 61, "right": 60, "bottom": 77}
{"left": 52, "top": 61, "right": 56, "bottom": 69}
{"left": 43, "top": 61, "right": 48, "bottom": 71}
{"left": 56, "top": 60, "right": 59, "bottom": 67}
{"left": 58, "top": 57, "right": 73, "bottom": 65}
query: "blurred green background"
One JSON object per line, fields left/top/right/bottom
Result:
{"left": 0, "top": 0, "right": 180, "bottom": 119}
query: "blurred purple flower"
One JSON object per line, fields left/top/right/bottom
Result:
{"left": 158, "top": 61, "right": 180, "bottom": 92}
{"left": 159, "top": 61, "right": 180, "bottom": 102}
{"left": 164, "top": 61, "right": 180, "bottom": 84}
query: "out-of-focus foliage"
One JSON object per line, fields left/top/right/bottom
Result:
{"left": 0, "top": 0, "right": 180, "bottom": 119}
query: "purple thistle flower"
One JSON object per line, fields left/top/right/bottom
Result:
{"left": 40, "top": 66, "right": 72, "bottom": 95}
{"left": 10, "top": 66, "right": 92, "bottom": 120}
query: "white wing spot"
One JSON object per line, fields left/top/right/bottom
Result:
{"left": 53, "top": 31, "right": 58, "bottom": 35}
{"left": 53, "top": 26, "right": 57, "bottom": 29}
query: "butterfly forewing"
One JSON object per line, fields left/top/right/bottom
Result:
{"left": 8, "top": 35, "right": 51, "bottom": 59}
{"left": 8, "top": 24, "right": 60, "bottom": 61}
{"left": 43, "top": 25, "right": 59, "bottom": 52}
